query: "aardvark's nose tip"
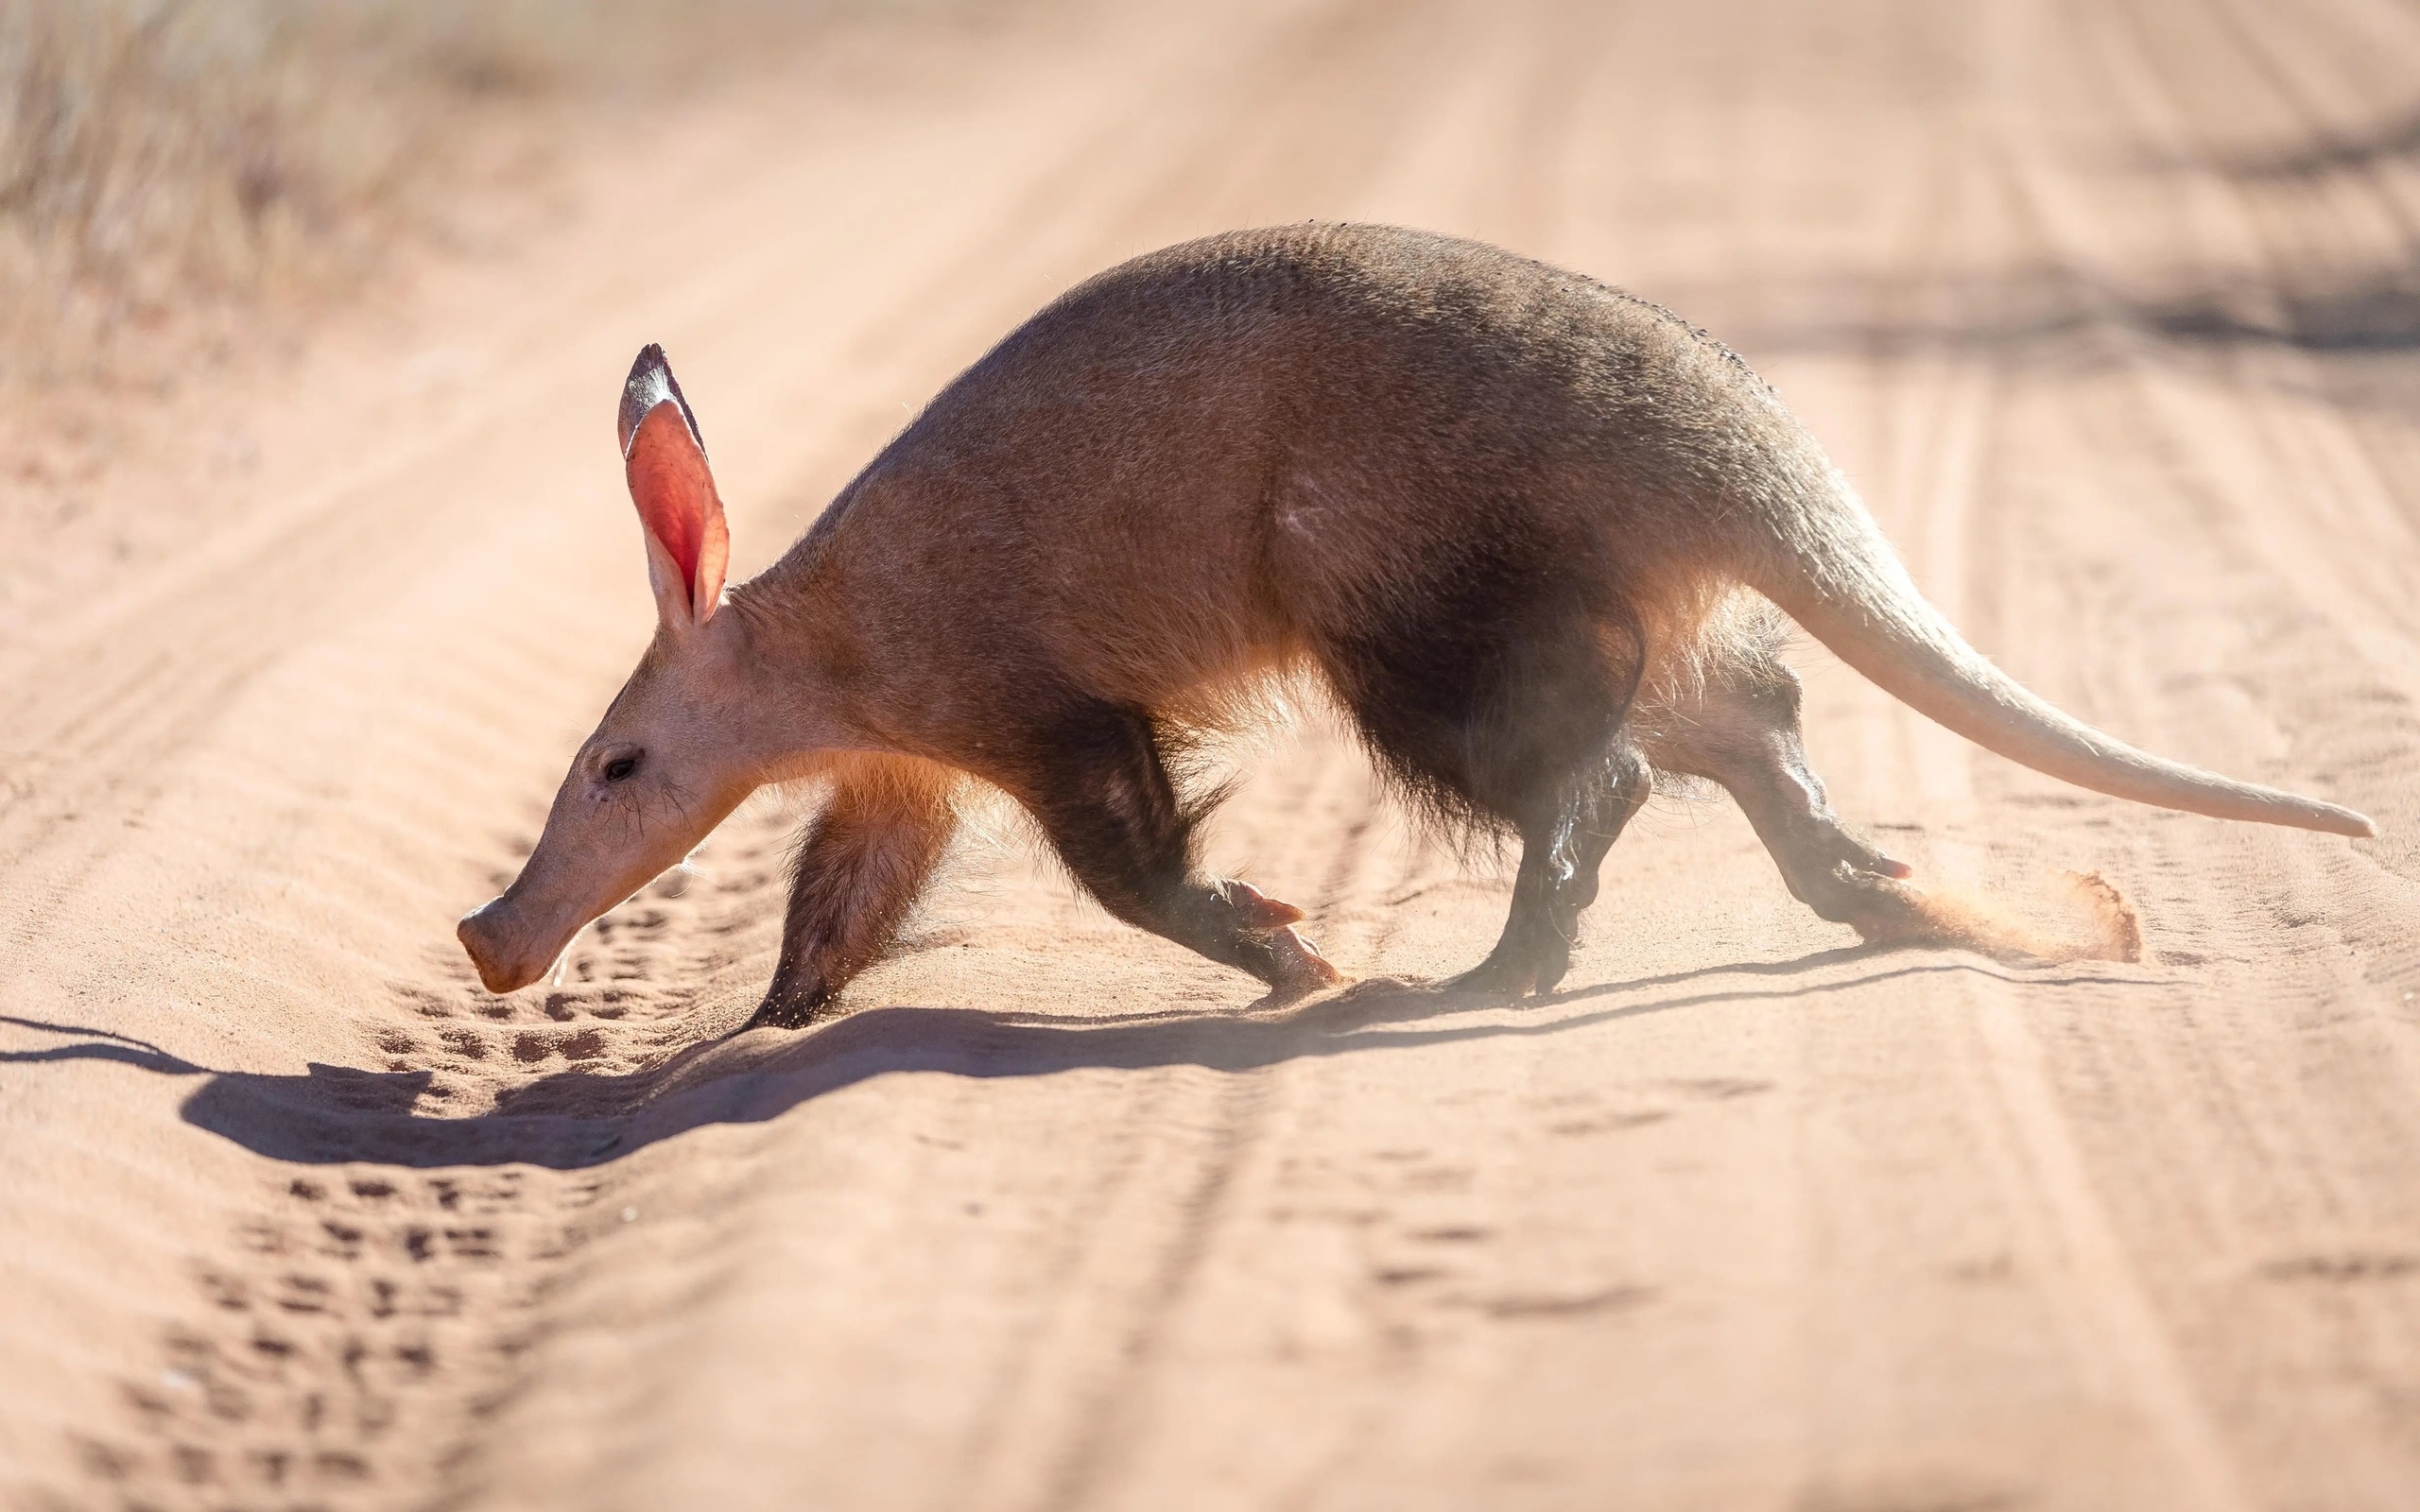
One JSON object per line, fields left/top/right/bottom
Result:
{"left": 457, "top": 900, "right": 535, "bottom": 995}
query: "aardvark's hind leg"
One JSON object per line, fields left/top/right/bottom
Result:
{"left": 1014, "top": 699, "right": 1340, "bottom": 996}
{"left": 751, "top": 756, "right": 959, "bottom": 1029}
{"left": 1641, "top": 650, "right": 1944, "bottom": 945}
{"left": 1322, "top": 596, "right": 1647, "bottom": 998}
{"left": 1451, "top": 742, "right": 1651, "bottom": 996}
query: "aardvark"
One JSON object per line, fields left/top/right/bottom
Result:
{"left": 457, "top": 224, "right": 2375, "bottom": 1027}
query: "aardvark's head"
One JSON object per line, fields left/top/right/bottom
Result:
{"left": 458, "top": 345, "right": 763, "bottom": 994}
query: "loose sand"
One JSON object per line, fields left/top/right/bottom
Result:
{"left": 5, "top": 1, "right": 2418, "bottom": 1508}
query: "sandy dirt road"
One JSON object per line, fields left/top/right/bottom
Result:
{"left": 5, "top": 1, "right": 2420, "bottom": 1507}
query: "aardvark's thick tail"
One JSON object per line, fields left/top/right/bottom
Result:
{"left": 1749, "top": 480, "right": 2377, "bottom": 838}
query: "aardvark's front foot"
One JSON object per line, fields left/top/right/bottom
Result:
{"left": 1262, "top": 923, "right": 1345, "bottom": 996}
{"left": 1223, "top": 879, "right": 1347, "bottom": 997}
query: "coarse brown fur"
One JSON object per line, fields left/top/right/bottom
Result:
{"left": 458, "top": 224, "right": 2376, "bottom": 1024}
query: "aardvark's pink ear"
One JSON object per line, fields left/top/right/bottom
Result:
{"left": 618, "top": 344, "right": 730, "bottom": 629}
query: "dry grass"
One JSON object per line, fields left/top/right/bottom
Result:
{"left": 0, "top": 0, "right": 839, "bottom": 387}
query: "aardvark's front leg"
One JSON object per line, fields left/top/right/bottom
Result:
{"left": 749, "top": 756, "right": 959, "bottom": 1030}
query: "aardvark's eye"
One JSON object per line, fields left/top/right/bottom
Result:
{"left": 603, "top": 755, "right": 640, "bottom": 782}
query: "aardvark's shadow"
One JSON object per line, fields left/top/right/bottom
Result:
{"left": 0, "top": 950, "right": 2143, "bottom": 1171}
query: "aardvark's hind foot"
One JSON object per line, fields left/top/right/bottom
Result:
{"left": 1440, "top": 953, "right": 1541, "bottom": 1000}
{"left": 745, "top": 977, "right": 833, "bottom": 1032}
{"left": 1833, "top": 872, "right": 1966, "bottom": 951}
{"left": 1833, "top": 865, "right": 2145, "bottom": 966}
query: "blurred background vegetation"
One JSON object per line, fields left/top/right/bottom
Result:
{"left": 0, "top": 0, "right": 850, "bottom": 389}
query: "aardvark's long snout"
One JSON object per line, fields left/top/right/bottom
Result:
{"left": 458, "top": 896, "right": 562, "bottom": 995}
